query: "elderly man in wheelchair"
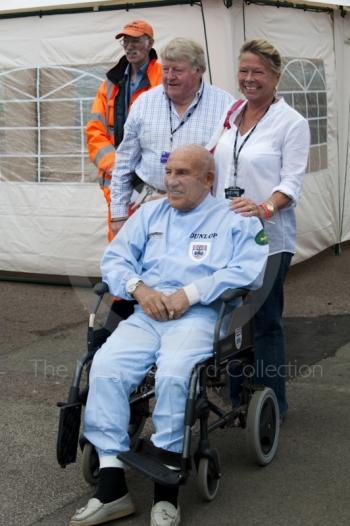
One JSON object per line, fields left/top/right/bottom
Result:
{"left": 67, "top": 145, "right": 269, "bottom": 526}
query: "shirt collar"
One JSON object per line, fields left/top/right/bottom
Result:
{"left": 124, "top": 59, "right": 149, "bottom": 79}
{"left": 189, "top": 80, "right": 204, "bottom": 108}
{"left": 196, "top": 80, "right": 204, "bottom": 99}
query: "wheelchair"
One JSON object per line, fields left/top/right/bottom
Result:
{"left": 57, "top": 282, "right": 280, "bottom": 501}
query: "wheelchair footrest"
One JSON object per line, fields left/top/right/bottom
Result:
{"left": 118, "top": 441, "right": 185, "bottom": 487}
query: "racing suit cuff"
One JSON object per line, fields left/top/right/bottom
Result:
{"left": 99, "top": 455, "right": 125, "bottom": 469}
{"left": 183, "top": 284, "right": 200, "bottom": 306}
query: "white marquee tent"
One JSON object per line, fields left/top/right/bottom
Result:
{"left": 0, "top": 0, "right": 349, "bottom": 280}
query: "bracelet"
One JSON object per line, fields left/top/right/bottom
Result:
{"left": 110, "top": 217, "right": 128, "bottom": 223}
{"left": 259, "top": 201, "right": 275, "bottom": 220}
{"left": 266, "top": 200, "right": 275, "bottom": 214}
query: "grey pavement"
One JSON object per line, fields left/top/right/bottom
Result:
{"left": 1, "top": 242, "right": 350, "bottom": 526}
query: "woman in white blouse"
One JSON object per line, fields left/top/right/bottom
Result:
{"left": 208, "top": 39, "right": 310, "bottom": 420}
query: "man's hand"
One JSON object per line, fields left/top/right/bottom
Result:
{"left": 165, "top": 289, "right": 190, "bottom": 320}
{"left": 110, "top": 219, "right": 127, "bottom": 237}
{"left": 133, "top": 283, "right": 172, "bottom": 321}
{"left": 133, "top": 285, "right": 190, "bottom": 321}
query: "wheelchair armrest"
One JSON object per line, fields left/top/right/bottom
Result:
{"left": 213, "top": 288, "right": 252, "bottom": 359}
{"left": 89, "top": 283, "right": 109, "bottom": 329}
{"left": 219, "top": 288, "right": 249, "bottom": 303}
{"left": 94, "top": 281, "right": 109, "bottom": 297}
{"left": 88, "top": 282, "right": 109, "bottom": 352}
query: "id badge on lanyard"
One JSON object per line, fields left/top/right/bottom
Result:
{"left": 225, "top": 186, "right": 245, "bottom": 199}
{"left": 160, "top": 151, "right": 170, "bottom": 164}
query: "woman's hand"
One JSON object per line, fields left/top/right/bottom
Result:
{"left": 231, "top": 197, "right": 260, "bottom": 217}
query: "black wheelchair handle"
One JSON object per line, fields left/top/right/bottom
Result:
{"left": 219, "top": 288, "right": 249, "bottom": 303}
{"left": 94, "top": 282, "right": 109, "bottom": 297}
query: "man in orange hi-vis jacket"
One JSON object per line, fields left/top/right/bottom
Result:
{"left": 86, "top": 19, "right": 162, "bottom": 241}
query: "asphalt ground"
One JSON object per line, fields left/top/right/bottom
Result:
{"left": 1, "top": 242, "right": 350, "bottom": 526}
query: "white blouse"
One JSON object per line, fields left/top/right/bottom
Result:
{"left": 208, "top": 97, "right": 310, "bottom": 255}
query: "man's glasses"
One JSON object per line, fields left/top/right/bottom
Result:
{"left": 119, "top": 36, "right": 147, "bottom": 48}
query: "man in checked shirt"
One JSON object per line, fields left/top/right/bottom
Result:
{"left": 110, "top": 37, "right": 234, "bottom": 237}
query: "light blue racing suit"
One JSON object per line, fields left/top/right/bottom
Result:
{"left": 84, "top": 194, "right": 268, "bottom": 464}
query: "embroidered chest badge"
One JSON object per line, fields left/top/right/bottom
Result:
{"left": 255, "top": 229, "right": 268, "bottom": 246}
{"left": 189, "top": 241, "right": 211, "bottom": 262}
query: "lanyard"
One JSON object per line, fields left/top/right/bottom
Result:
{"left": 168, "top": 90, "right": 203, "bottom": 149}
{"left": 232, "top": 103, "right": 271, "bottom": 185}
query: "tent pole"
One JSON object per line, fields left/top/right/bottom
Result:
{"left": 336, "top": 101, "right": 350, "bottom": 257}
{"left": 199, "top": 1, "right": 212, "bottom": 84}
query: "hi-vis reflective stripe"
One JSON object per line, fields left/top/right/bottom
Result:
{"left": 89, "top": 111, "right": 107, "bottom": 128}
{"left": 95, "top": 144, "right": 115, "bottom": 165}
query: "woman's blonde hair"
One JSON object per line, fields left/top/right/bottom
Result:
{"left": 240, "top": 39, "right": 282, "bottom": 77}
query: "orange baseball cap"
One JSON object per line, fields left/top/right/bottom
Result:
{"left": 115, "top": 19, "right": 154, "bottom": 39}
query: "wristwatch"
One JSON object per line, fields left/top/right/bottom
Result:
{"left": 126, "top": 277, "right": 144, "bottom": 296}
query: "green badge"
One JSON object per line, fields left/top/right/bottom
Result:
{"left": 255, "top": 229, "right": 268, "bottom": 245}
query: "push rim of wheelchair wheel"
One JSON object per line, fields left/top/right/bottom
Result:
{"left": 197, "top": 454, "right": 220, "bottom": 501}
{"left": 82, "top": 442, "right": 100, "bottom": 486}
{"left": 246, "top": 387, "right": 280, "bottom": 466}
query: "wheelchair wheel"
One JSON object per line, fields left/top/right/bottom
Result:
{"left": 246, "top": 387, "right": 279, "bottom": 466}
{"left": 197, "top": 455, "right": 220, "bottom": 501}
{"left": 82, "top": 442, "right": 99, "bottom": 486}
